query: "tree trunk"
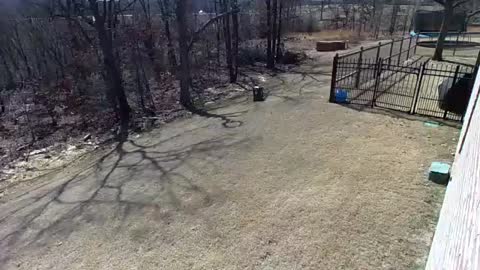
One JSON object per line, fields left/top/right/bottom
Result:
{"left": 215, "top": 0, "right": 221, "bottom": 65}
{"left": 13, "top": 25, "right": 32, "bottom": 78}
{"left": 176, "top": 0, "right": 193, "bottom": 109}
{"left": 320, "top": 0, "right": 324, "bottom": 20}
{"left": 140, "top": 62, "right": 154, "bottom": 114}
{"left": 276, "top": 1, "right": 283, "bottom": 61}
{"left": 160, "top": 0, "right": 177, "bottom": 71}
{"left": 356, "top": 9, "right": 362, "bottom": 37}
{"left": 389, "top": 0, "right": 399, "bottom": 35}
{"left": 221, "top": 0, "right": 234, "bottom": 82}
{"left": 408, "top": 1, "right": 419, "bottom": 33}
{"left": 271, "top": 0, "right": 278, "bottom": 65}
{"left": 374, "top": 1, "right": 384, "bottom": 39}
{"left": 266, "top": 0, "right": 274, "bottom": 68}
{"left": 92, "top": 2, "right": 130, "bottom": 139}
{"left": 164, "top": 19, "right": 177, "bottom": 70}
{"left": 231, "top": 0, "right": 239, "bottom": 82}
{"left": 351, "top": 9, "right": 355, "bottom": 31}
{"left": 142, "top": 0, "right": 155, "bottom": 63}
{"left": 133, "top": 45, "right": 147, "bottom": 113}
{"left": 4, "top": 44, "right": 21, "bottom": 81}
{"left": 100, "top": 37, "right": 130, "bottom": 138}
{"left": 433, "top": 1, "right": 453, "bottom": 61}
{"left": 144, "top": 21, "right": 156, "bottom": 62}
{"left": 0, "top": 50, "right": 15, "bottom": 89}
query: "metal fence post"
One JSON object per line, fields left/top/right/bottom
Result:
{"left": 372, "top": 58, "right": 383, "bottom": 108}
{"left": 443, "top": 65, "right": 460, "bottom": 119}
{"left": 410, "top": 61, "right": 427, "bottom": 114}
{"left": 374, "top": 42, "right": 382, "bottom": 75}
{"left": 375, "top": 42, "right": 382, "bottom": 63}
{"left": 355, "top": 47, "right": 364, "bottom": 88}
{"left": 397, "top": 37, "right": 404, "bottom": 64}
{"left": 330, "top": 54, "right": 339, "bottom": 103}
{"left": 389, "top": 39, "right": 395, "bottom": 65}
{"left": 406, "top": 35, "right": 413, "bottom": 59}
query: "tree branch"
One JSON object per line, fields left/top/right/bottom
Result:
{"left": 432, "top": 0, "right": 446, "bottom": 6}
{"left": 116, "top": 0, "right": 137, "bottom": 14}
{"left": 468, "top": 8, "right": 480, "bottom": 18}
{"left": 453, "top": 0, "right": 470, "bottom": 8}
{"left": 51, "top": 14, "right": 94, "bottom": 44}
{"left": 188, "top": 8, "right": 239, "bottom": 51}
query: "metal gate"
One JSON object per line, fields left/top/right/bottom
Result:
{"left": 373, "top": 60, "right": 422, "bottom": 113}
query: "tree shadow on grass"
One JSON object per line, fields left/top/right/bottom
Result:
{"left": 190, "top": 108, "right": 245, "bottom": 128}
{"left": 0, "top": 123, "right": 251, "bottom": 266}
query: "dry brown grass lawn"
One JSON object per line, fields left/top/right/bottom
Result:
{"left": 0, "top": 42, "right": 459, "bottom": 269}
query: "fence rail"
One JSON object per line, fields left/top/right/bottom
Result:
{"left": 337, "top": 35, "right": 418, "bottom": 64}
{"left": 332, "top": 36, "right": 418, "bottom": 93}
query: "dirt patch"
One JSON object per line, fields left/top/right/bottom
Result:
{"left": 0, "top": 142, "right": 101, "bottom": 200}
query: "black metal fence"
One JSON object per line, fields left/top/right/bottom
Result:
{"left": 337, "top": 35, "right": 418, "bottom": 68}
{"left": 332, "top": 36, "right": 418, "bottom": 93}
{"left": 330, "top": 52, "right": 475, "bottom": 121}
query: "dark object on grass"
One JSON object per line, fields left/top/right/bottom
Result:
{"left": 237, "top": 46, "right": 267, "bottom": 66}
{"left": 279, "top": 51, "right": 307, "bottom": 65}
{"left": 438, "top": 72, "right": 473, "bottom": 115}
{"left": 238, "top": 46, "right": 306, "bottom": 66}
{"left": 316, "top": 41, "right": 347, "bottom": 52}
{"left": 253, "top": 86, "right": 265, "bottom": 102}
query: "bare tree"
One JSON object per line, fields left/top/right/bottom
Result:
{"left": 158, "top": 0, "right": 177, "bottom": 70}
{"left": 265, "top": 0, "right": 283, "bottom": 68}
{"left": 432, "top": 0, "right": 479, "bottom": 60}
{"left": 276, "top": 0, "right": 283, "bottom": 60}
{"left": 266, "top": 0, "right": 274, "bottom": 68}
{"left": 176, "top": 0, "right": 239, "bottom": 109}
{"left": 175, "top": 0, "right": 194, "bottom": 109}
{"left": 138, "top": 0, "right": 155, "bottom": 62}
{"left": 90, "top": 0, "right": 131, "bottom": 138}
{"left": 271, "top": 0, "right": 278, "bottom": 62}
{"left": 388, "top": 0, "right": 400, "bottom": 35}
{"left": 221, "top": 0, "right": 235, "bottom": 82}
{"left": 231, "top": 0, "right": 240, "bottom": 81}
{"left": 373, "top": 0, "right": 384, "bottom": 38}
